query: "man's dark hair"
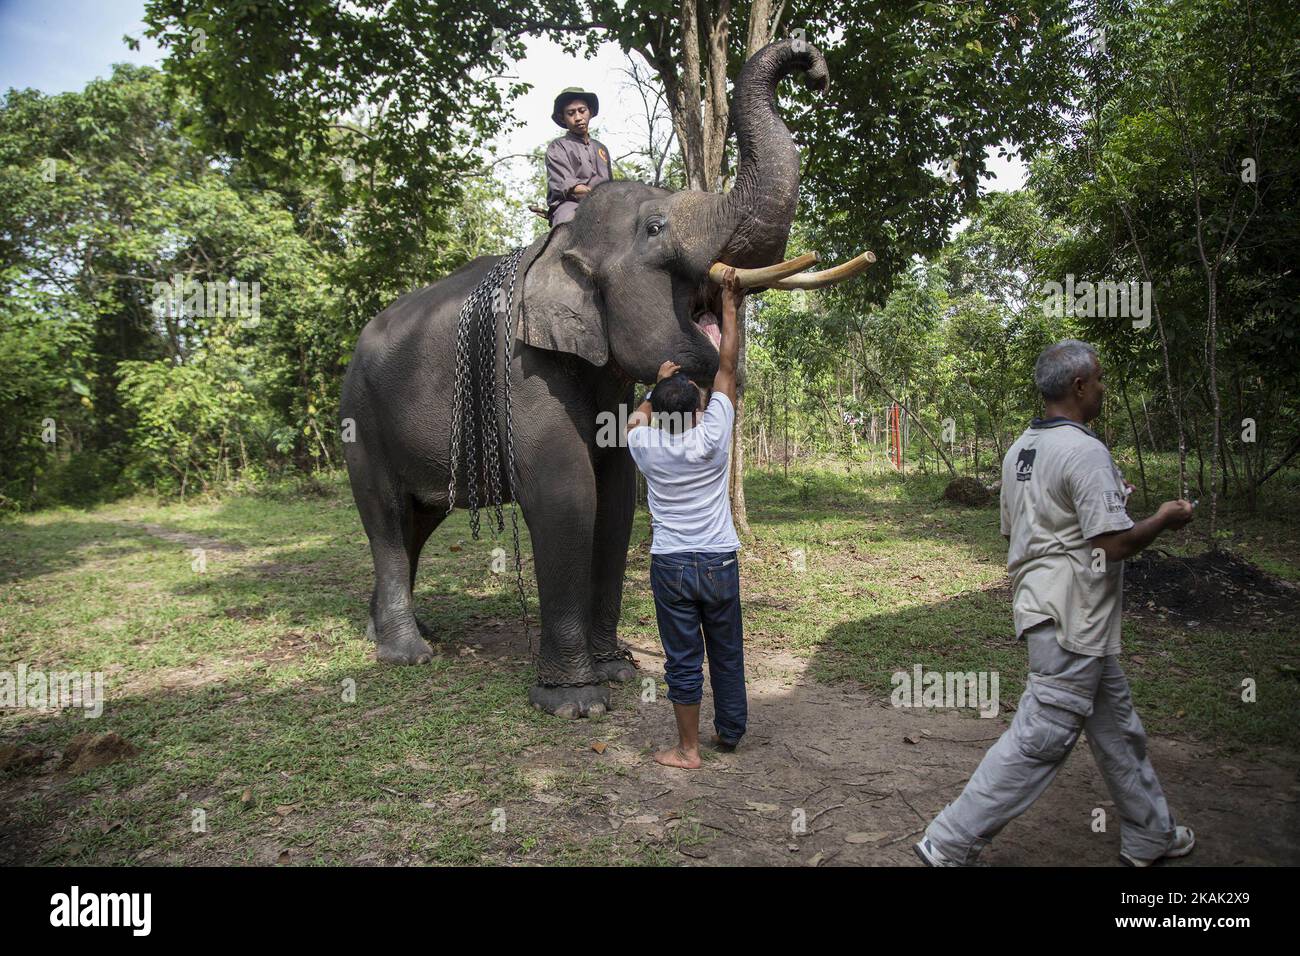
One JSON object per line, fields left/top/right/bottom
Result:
{"left": 650, "top": 372, "right": 700, "bottom": 434}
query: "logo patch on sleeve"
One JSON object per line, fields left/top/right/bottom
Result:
{"left": 1015, "top": 448, "right": 1036, "bottom": 481}
{"left": 1103, "top": 489, "right": 1127, "bottom": 513}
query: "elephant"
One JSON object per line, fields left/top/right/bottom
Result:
{"left": 340, "top": 38, "right": 838, "bottom": 717}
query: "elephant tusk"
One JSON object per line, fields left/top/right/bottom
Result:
{"left": 769, "top": 251, "right": 877, "bottom": 290}
{"left": 708, "top": 252, "right": 818, "bottom": 289}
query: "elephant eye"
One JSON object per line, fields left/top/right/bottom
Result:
{"left": 646, "top": 218, "right": 666, "bottom": 237}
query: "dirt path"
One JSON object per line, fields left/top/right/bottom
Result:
{"left": 107, "top": 518, "right": 246, "bottom": 554}
{"left": 484, "top": 627, "right": 1300, "bottom": 866}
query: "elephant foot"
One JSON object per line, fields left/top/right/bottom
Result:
{"left": 375, "top": 625, "right": 434, "bottom": 665}
{"left": 368, "top": 614, "right": 436, "bottom": 642}
{"left": 593, "top": 656, "right": 637, "bottom": 683}
{"left": 529, "top": 684, "right": 610, "bottom": 719}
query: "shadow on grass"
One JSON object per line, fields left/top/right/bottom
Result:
{"left": 744, "top": 466, "right": 1300, "bottom": 752}
{"left": 0, "top": 649, "right": 561, "bottom": 866}
{"left": 0, "top": 519, "right": 158, "bottom": 586}
{"left": 809, "top": 589, "right": 1300, "bottom": 751}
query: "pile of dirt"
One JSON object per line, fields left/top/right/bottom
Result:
{"left": 1125, "top": 550, "right": 1300, "bottom": 628}
{"left": 58, "top": 732, "right": 137, "bottom": 775}
{"left": 0, "top": 744, "right": 45, "bottom": 774}
{"left": 942, "top": 477, "right": 991, "bottom": 507}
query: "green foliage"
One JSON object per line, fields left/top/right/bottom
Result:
{"left": 1033, "top": 0, "right": 1300, "bottom": 502}
{"left": 747, "top": 192, "right": 1066, "bottom": 478}
{"left": 796, "top": 0, "right": 1084, "bottom": 303}
{"left": 140, "top": 0, "right": 556, "bottom": 320}
{"left": 0, "top": 56, "right": 527, "bottom": 509}
{"left": 0, "top": 284, "right": 97, "bottom": 508}
{"left": 116, "top": 359, "right": 255, "bottom": 496}
{"left": 3, "top": 0, "right": 1295, "bottom": 515}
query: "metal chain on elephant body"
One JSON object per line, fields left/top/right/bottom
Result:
{"left": 446, "top": 246, "right": 531, "bottom": 652}
{"left": 445, "top": 245, "right": 632, "bottom": 685}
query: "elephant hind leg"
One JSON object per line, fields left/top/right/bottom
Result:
{"left": 367, "top": 505, "right": 443, "bottom": 642}
{"left": 406, "top": 506, "right": 446, "bottom": 640}
{"left": 353, "top": 475, "right": 433, "bottom": 665}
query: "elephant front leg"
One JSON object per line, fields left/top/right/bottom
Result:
{"left": 519, "top": 465, "right": 609, "bottom": 719}
{"left": 588, "top": 447, "right": 637, "bottom": 684}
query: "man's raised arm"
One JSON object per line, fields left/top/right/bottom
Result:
{"left": 713, "top": 267, "right": 742, "bottom": 405}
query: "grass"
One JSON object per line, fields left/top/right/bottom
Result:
{"left": 1, "top": 460, "right": 1297, "bottom": 865}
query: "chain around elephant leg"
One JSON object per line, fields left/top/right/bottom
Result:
{"left": 530, "top": 630, "right": 610, "bottom": 719}
{"left": 591, "top": 643, "right": 636, "bottom": 682}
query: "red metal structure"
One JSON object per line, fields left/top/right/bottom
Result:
{"left": 888, "top": 402, "right": 903, "bottom": 471}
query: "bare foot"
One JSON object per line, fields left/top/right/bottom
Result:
{"left": 654, "top": 746, "right": 702, "bottom": 769}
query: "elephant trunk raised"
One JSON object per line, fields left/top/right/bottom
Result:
{"left": 671, "top": 38, "right": 830, "bottom": 277}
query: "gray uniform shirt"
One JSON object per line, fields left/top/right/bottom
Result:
{"left": 1000, "top": 418, "right": 1135, "bottom": 656}
{"left": 545, "top": 131, "right": 613, "bottom": 225}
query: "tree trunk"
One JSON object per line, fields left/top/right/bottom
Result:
{"left": 1121, "top": 377, "right": 1151, "bottom": 511}
{"left": 783, "top": 368, "right": 789, "bottom": 480}
{"left": 1141, "top": 393, "right": 1157, "bottom": 451}
{"left": 729, "top": 392, "right": 751, "bottom": 534}
{"left": 1118, "top": 205, "right": 1188, "bottom": 497}
{"left": 1257, "top": 433, "right": 1300, "bottom": 487}
{"left": 1237, "top": 373, "right": 1257, "bottom": 510}
{"left": 1205, "top": 272, "right": 1222, "bottom": 546}
{"left": 1190, "top": 409, "right": 1206, "bottom": 497}
{"left": 727, "top": 298, "right": 751, "bottom": 534}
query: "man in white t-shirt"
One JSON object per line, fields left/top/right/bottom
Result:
{"left": 625, "top": 269, "right": 745, "bottom": 770}
{"left": 917, "top": 340, "right": 1197, "bottom": 867}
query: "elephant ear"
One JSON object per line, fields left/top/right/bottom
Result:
{"left": 518, "top": 224, "right": 609, "bottom": 368}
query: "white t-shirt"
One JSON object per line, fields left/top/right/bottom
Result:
{"left": 1000, "top": 418, "right": 1135, "bottom": 657}
{"left": 627, "top": 392, "right": 742, "bottom": 555}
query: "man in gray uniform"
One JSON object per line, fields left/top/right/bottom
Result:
{"left": 545, "top": 87, "right": 614, "bottom": 226}
{"left": 916, "top": 340, "right": 1197, "bottom": 867}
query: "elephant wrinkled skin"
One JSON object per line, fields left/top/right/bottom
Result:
{"left": 340, "top": 39, "right": 830, "bottom": 716}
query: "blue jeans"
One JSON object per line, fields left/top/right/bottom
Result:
{"left": 650, "top": 550, "right": 747, "bottom": 744}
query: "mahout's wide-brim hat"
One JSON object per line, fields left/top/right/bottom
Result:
{"left": 552, "top": 88, "right": 599, "bottom": 128}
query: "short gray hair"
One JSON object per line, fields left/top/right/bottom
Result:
{"left": 1034, "top": 339, "right": 1099, "bottom": 400}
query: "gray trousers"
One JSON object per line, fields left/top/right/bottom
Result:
{"left": 926, "top": 620, "right": 1176, "bottom": 863}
